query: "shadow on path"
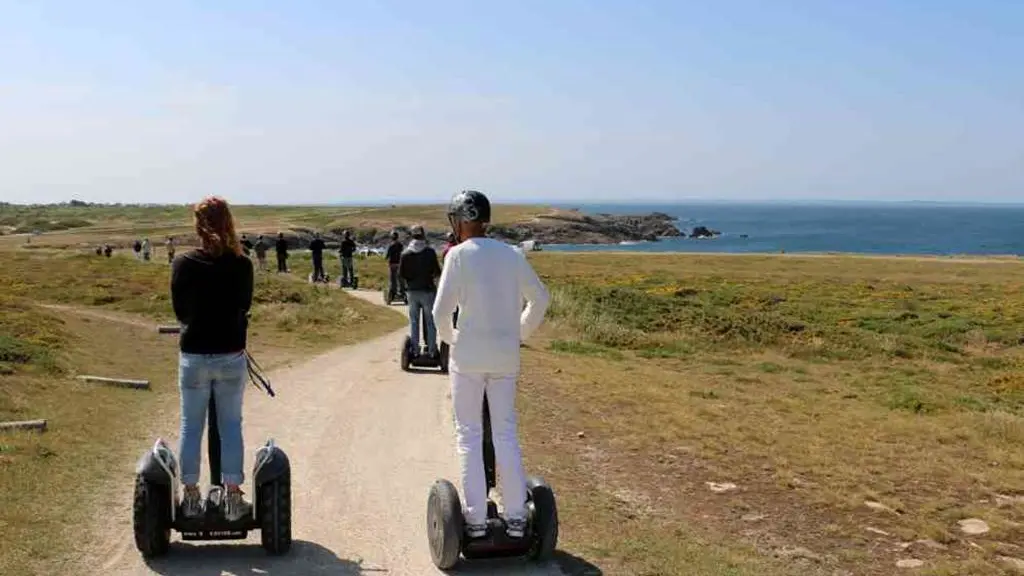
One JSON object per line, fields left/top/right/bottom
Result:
{"left": 144, "top": 540, "right": 387, "bottom": 576}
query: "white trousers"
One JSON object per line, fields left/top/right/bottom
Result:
{"left": 450, "top": 370, "right": 528, "bottom": 525}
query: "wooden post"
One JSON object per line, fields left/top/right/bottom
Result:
{"left": 0, "top": 420, "right": 47, "bottom": 433}
{"left": 76, "top": 375, "right": 150, "bottom": 390}
{"left": 157, "top": 325, "right": 181, "bottom": 334}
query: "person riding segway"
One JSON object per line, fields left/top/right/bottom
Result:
{"left": 398, "top": 225, "right": 444, "bottom": 370}
{"left": 338, "top": 230, "right": 358, "bottom": 288}
{"left": 384, "top": 230, "right": 407, "bottom": 304}
{"left": 133, "top": 197, "right": 291, "bottom": 558}
{"left": 426, "top": 190, "right": 557, "bottom": 569}
{"left": 308, "top": 232, "right": 327, "bottom": 283}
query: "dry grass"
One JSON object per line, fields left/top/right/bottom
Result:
{"left": 0, "top": 247, "right": 404, "bottom": 576}
{"left": 517, "top": 252, "right": 1024, "bottom": 575}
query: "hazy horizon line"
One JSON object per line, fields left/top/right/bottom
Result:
{"left": 4, "top": 198, "right": 1023, "bottom": 208}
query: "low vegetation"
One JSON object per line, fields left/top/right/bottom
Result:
{"left": 517, "top": 252, "right": 1024, "bottom": 575}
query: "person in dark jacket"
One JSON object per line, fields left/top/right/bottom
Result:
{"left": 399, "top": 225, "right": 442, "bottom": 357}
{"left": 386, "top": 230, "right": 405, "bottom": 299}
{"left": 171, "top": 196, "right": 254, "bottom": 522}
{"left": 275, "top": 232, "right": 289, "bottom": 273}
{"left": 338, "top": 230, "right": 357, "bottom": 286}
{"left": 309, "top": 232, "right": 326, "bottom": 281}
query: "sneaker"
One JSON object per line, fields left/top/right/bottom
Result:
{"left": 466, "top": 523, "right": 488, "bottom": 539}
{"left": 505, "top": 517, "right": 527, "bottom": 539}
{"left": 181, "top": 486, "right": 204, "bottom": 518}
{"left": 224, "top": 488, "right": 252, "bottom": 522}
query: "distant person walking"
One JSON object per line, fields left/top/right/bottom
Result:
{"left": 275, "top": 233, "right": 289, "bottom": 273}
{"left": 254, "top": 235, "right": 268, "bottom": 271}
{"left": 166, "top": 236, "right": 176, "bottom": 264}
{"left": 338, "top": 230, "right": 357, "bottom": 286}
{"left": 133, "top": 239, "right": 142, "bottom": 260}
{"left": 309, "top": 232, "right": 326, "bottom": 281}
{"left": 142, "top": 238, "right": 152, "bottom": 261}
{"left": 104, "top": 244, "right": 113, "bottom": 258}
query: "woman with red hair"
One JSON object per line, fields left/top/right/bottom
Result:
{"left": 170, "top": 196, "right": 254, "bottom": 521}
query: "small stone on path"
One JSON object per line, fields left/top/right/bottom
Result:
{"left": 706, "top": 481, "right": 737, "bottom": 493}
{"left": 776, "top": 546, "right": 822, "bottom": 562}
{"left": 958, "top": 518, "right": 990, "bottom": 535}
{"left": 865, "top": 526, "right": 890, "bottom": 536}
{"left": 742, "top": 513, "right": 765, "bottom": 522}
{"left": 896, "top": 559, "right": 924, "bottom": 569}
{"left": 865, "top": 500, "right": 897, "bottom": 514}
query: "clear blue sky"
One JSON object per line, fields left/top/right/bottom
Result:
{"left": 1, "top": 0, "right": 1021, "bottom": 204}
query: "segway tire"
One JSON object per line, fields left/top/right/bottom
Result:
{"left": 401, "top": 337, "right": 412, "bottom": 372}
{"left": 427, "top": 479, "right": 463, "bottom": 570}
{"left": 132, "top": 475, "right": 171, "bottom": 558}
{"left": 258, "top": 470, "right": 292, "bottom": 555}
{"left": 526, "top": 477, "right": 558, "bottom": 561}
{"left": 383, "top": 285, "right": 391, "bottom": 305}
{"left": 439, "top": 342, "right": 450, "bottom": 375}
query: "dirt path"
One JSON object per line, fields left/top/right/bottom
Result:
{"left": 87, "top": 290, "right": 565, "bottom": 576}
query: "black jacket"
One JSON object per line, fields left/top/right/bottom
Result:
{"left": 339, "top": 238, "right": 357, "bottom": 258}
{"left": 386, "top": 241, "right": 403, "bottom": 265}
{"left": 399, "top": 243, "right": 442, "bottom": 292}
{"left": 275, "top": 238, "right": 288, "bottom": 256}
{"left": 309, "top": 238, "right": 325, "bottom": 258}
{"left": 171, "top": 250, "right": 254, "bottom": 354}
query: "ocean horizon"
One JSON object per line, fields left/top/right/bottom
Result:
{"left": 541, "top": 202, "right": 1024, "bottom": 257}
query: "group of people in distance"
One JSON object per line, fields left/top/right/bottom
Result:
{"left": 169, "top": 190, "right": 551, "bottom": 540}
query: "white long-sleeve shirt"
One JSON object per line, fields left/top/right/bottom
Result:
{"left": 433, "top": 237, "right": 550, "bottom": 375}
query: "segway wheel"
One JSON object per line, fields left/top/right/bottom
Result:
{"left": 352, "top": 276, "right": 359, "bottom": 290}
{"left": 132, "top": 475, "right": 171, "bottom": 558}
{"left": 439, "top": 342, "right": 450, "bottom": 375}
{"left": 382, "top": 285, "right": 391, "bottom": 305}
{"left": 401, "top": 336, "right": 412, "bottom": 372}
{"left": 258, "top": 470, "right": 293, "bottom": 555}
{"left": 427, "top": 479, "right": 463, "bottom": 570}
{"left": 526, "top": 476, "right": 558, "bottom": 561}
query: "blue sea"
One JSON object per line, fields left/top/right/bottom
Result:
{"left": 542, "top": 203, "right": 1024, "bottom": 256}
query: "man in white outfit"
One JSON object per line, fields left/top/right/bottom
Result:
{"left": 432, "top": 190, "right": 550, "bottom": 540}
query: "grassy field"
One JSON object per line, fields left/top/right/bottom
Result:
{"left": 515, "top": 252, "right": 1024, "bottom": 576}
{"left": 0, "top": 248, "right": 404, "bottom": 575}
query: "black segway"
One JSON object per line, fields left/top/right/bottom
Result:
{"left": 400, "top": 305, "right": 448, "bottom": 373}
{"left": 383, "top": 280, "right": 407, "bottom": 306}
{"left": 339, "top": 273, "right": 359, "bottom": 289}
{"left": 426, "top": 393, "right": 558, "bottom": 569}
{"left": 132, "top": 351, "right": 292, "bottom": 558}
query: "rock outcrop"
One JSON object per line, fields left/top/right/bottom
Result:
{"left": 241, "top": 210, "right": 686, "bottom": 248}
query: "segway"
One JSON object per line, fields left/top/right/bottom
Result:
{"left": 383, "top": 281, "right": 408, "bottom": 306}
{"left": 132, "top": 351, "right": 292, "bottom": 558}
{"left": 426, "top": 393, "right": 558, "bottom": 569}
{"left": 339, "top": 273, "right": 359, "bottom": 290}
{"left": 400, "top": 305, "right": 448, "bottom": 373}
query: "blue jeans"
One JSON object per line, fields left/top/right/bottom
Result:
{"left": 409, "top": 290, "right": 438, "bottom": 355}
{"left": 178, "top": 351, "right": 247, "bottom": 486}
